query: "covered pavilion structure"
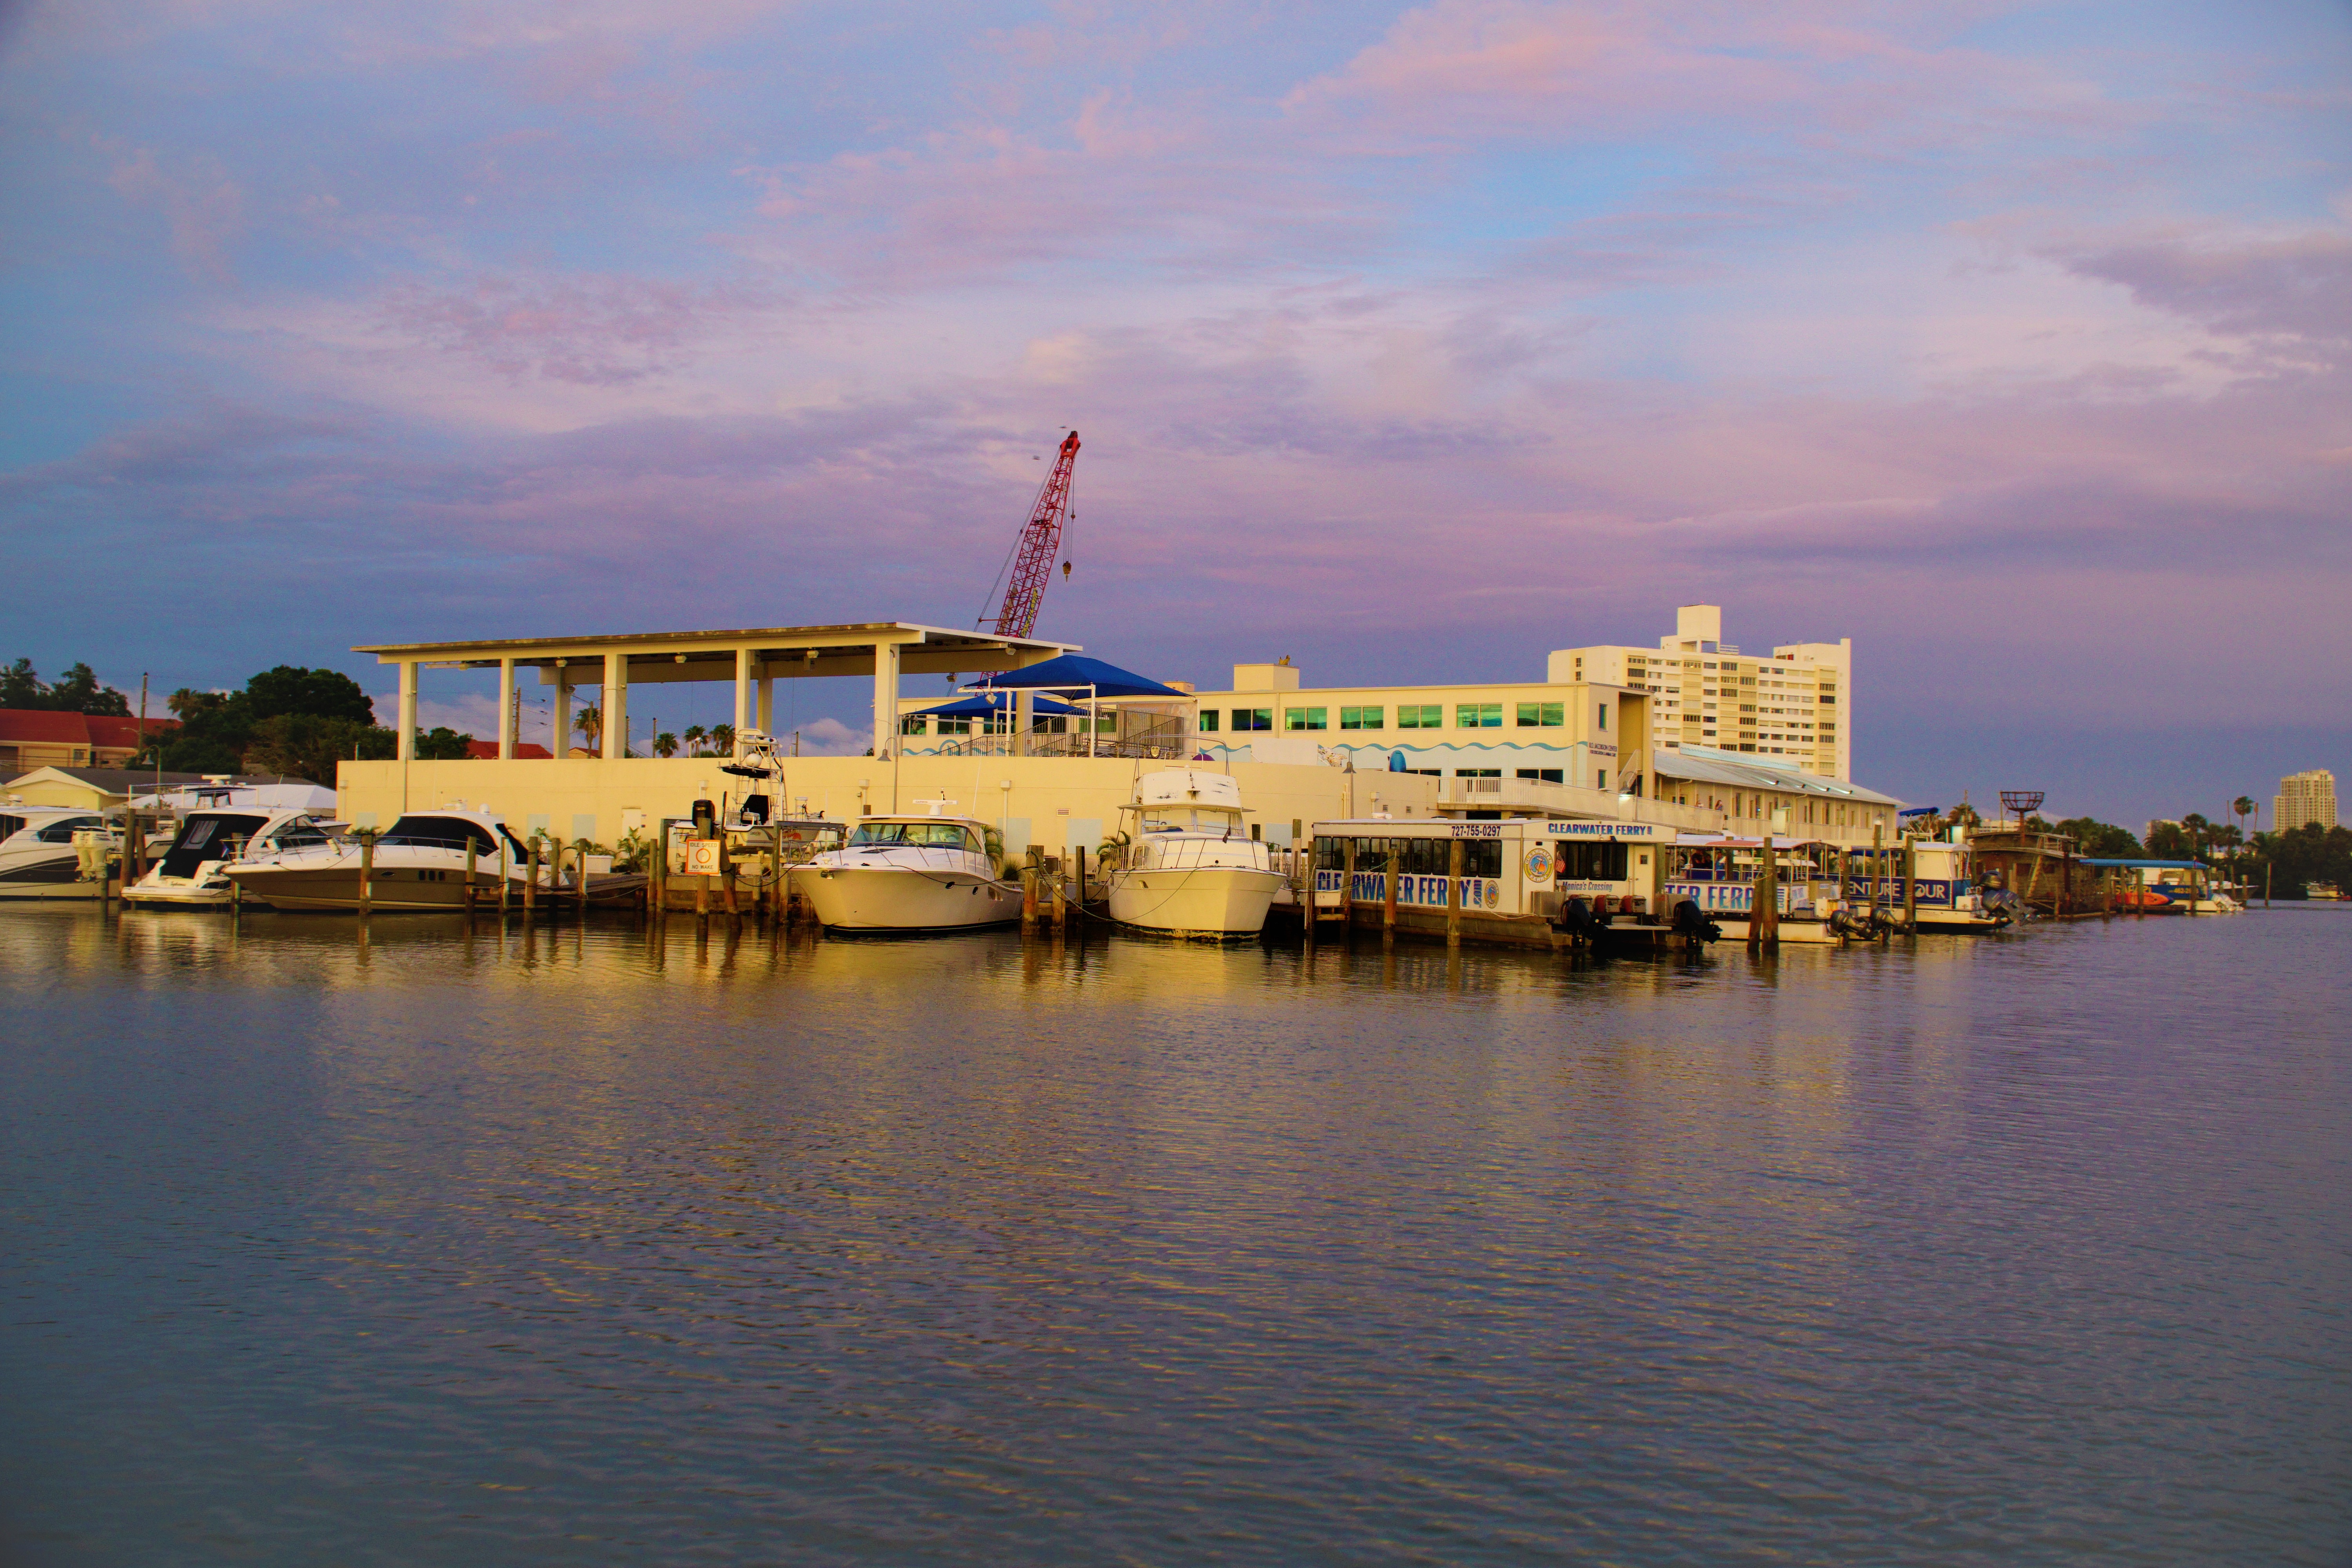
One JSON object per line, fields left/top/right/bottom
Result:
{"left": 355, "top": 621, "right": 1075, "bottom": 763}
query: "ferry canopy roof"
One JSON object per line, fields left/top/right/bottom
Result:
{"left": 970, "top": 653, "right": 1183, "bottom": 700}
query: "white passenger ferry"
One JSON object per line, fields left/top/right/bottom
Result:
{"left": 1306, "top": 817, "right": 1700, "bottom": 945}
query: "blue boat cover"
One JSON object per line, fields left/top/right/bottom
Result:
{"left": 912, "top": 691, "right": 1078, "bottom": 717}
{"left": 969, "top": 653, "right": 1185, "bottom": 699}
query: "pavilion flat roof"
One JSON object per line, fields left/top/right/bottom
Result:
{"left": 354, "top": 621, "right": 1078, "bottom": 667}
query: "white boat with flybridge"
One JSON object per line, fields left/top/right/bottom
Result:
{"left": 224, "top": 807, "right": 535, "bottom": 911}
{"left": 787, "top": 799, "right": 1018, "bottom": 932}
{"left": 1102, "top": 768, "right": 1286, "bottom": 938}
{"left": 125, "top": 808, "right": 346, "bottom": 908}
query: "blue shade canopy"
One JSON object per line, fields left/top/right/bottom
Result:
{"left": 912, "top": 691, "right": 1078, "bottom": 718}
{"left": 971, "top": 653, "right": 1184, "bottom": 699}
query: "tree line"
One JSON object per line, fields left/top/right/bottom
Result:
{"left": 1915, "top": 799, "right": 2348, "bottom": 899}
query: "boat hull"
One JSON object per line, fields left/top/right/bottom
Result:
{"left": 790, "top": 866, "right": 1019, "bottom": 931}
{"left": 1108, "top": 867, "right": 1285, "bottom": 937}
{"left": 125, "top": 875, "right": 234, "bottom": 908}
{"left": 225, "top": 863, "right": 511, "bottom": 911}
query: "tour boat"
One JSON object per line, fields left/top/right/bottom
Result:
{"left": 1661, "top": 836, "right": 1856, "bottom": 944}
{"left": 225, "top": 808, "right": 534, "bottom": 911}
{"left": 0, "top": 806, "right": 116, "bottom": 899}
{"left": 1103, "top": 768, "right": 1286, "bottom": 937}
{"left": 125, "top": 808, "right": 344, "bottom": 908}
{"left": 788, "top": 803, "right": 1018, "bottom": 932}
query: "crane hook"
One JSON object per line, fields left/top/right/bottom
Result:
{"left": 1062, "top": 561, "right": 1072, "bottom": 579}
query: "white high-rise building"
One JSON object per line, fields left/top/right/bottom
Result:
{"left": 2275, "top": 769, "right": 2337, "bottom": 833}
{"left": 1548, "top": 605, "right": 1853, "bottom": 781}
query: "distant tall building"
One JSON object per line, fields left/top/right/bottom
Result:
{"left": 2274, "top": 769, "right": 2337, "bottom": 833}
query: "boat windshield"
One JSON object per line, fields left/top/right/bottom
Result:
{"left": 33, "top": 815, "right": 103, "bottom": 844}
{"left": 379, "top": 815, "right": 501, "bottom": 854}
{"left": 1140, "top": 807, "right": 1243, "bottom": 835}
{"left": 849, "top": 822, "right": 978, "bottom": 851}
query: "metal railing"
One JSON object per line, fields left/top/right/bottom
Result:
{"left": 934, "top": 716, "right": 1193, "bottom": 761}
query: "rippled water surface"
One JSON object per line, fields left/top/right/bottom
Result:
{"left": 2, "top": 907, "right": 2347, "bottom": 1565}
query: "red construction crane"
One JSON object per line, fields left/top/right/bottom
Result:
{"left": 989, "top": 430, "right": 1080, "bottom": 639}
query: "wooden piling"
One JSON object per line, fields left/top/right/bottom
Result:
{"left": 1751, "top": 833, "right": 1779, "bottom": 950}
{"left": 1902, "top": 836, "right": 1918, "bottom": 932}
{"left": 1870, "top": 824, "right": 1884, "bottom": 922}
{"left": 1445, "top": 838, "right": 1463, "bottom": 948}
{"left": 1342, "top": 838, "right": 1356, "bottom": 938}
{"left": 1301, "top": 835, "right": 1316, "bottom": 950}
{"left": 358, "top": 831, "right": 373, "bottom": 917}
{"left": 465, "top": 840, "right": 477, "bottom": 915}
{"left": 498, "top": 840, "right": 510, "bottom": 916}
{"left": 1384, "top": 848, "right": 1399, "bottom": 943}
{"left": 524, "top": 837, "right": 537, "bottom": 913}
{"left": 1021, "top": 867, "right": 1037, "bottom": 933}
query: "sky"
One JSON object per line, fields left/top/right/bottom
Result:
{"left": 2, "top": 0, "right": 2347, "bottom": 829}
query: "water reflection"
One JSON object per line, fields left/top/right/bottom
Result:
{"left": 0, "top": 906, "right": 2345, "bottom": 1564}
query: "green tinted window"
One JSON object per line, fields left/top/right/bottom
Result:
{"left": 1340, "top": 706, "right": 1384, "bottom": 730}
{"left": 1397, "top": 704, "right": 1443, "bottom": 729}
{"left": 1515, "top": 702, "right": 1563, "bottom": 727}
{"left": 1286, "top": 707, "right": 1327, "bottom": 731}
{"left": 1457, "top": 703, "right": 1501, "bottom": 728}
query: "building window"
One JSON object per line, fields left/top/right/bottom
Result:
{"left": 936, "top": 717, "right": 971, "bottom": 735}
{"left": 1340, "top": 706, "right": 1384, "bottom": 730}
{"left": 1199, "top": 710, "right": 1219, "bottom": 732}
{"left": 900, "top": 716, "right": 928, "bottom": 735}
{"left": 1596, "top": 769, "right": 1608, "bottom": 791}
{"left": 1597, "top": 706, "right": 1607, "bottom": 731}
{"left": 1457, "top": 703, "right": 1502, "bottom": 728}
{"left": 1457, "top": 768, "right": 1500, "bottom": 778}
{"left": 1397, "top": 704, "right": 1443, "bottom": 729}
{"left": 1516, "top": 768, "right": 1564, "bottom": 784}
{"left": 1515, "top": 702, "right": 1563, "bottom": 727}
{"left": 1232, "top": 708, "right": 1273, "bottom": 732}
{"left": 1286, "top": 707, "right": 1328, "bottom": 731}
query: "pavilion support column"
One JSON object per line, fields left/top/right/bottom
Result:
{"left": 871, "top": 642, "right": 900, "bottom": 763}
{"left": 554, "top": 664, "right": 572, "bottom": 759}
{"left": 496, "top": 659, "right": 516, "bottom": 759}
{"left": 604, "top": 653, "right": 628, "bottom": 760}
{"left": 1016, "top": 689, "right": 1033, "bottom": 758}
{"left": 757, "top": 675, "right": 773, "bottom": 736}
{"left": 396, "top": 662, "right": 418, "bottom": 762}
{"left": 734, "top": 649, "right": 753, "bottom": 758}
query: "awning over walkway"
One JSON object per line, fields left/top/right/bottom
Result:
{"left": 969, "top": 653, "right": 1183, "bottom": 700}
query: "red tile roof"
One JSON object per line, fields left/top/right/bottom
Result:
{"left": 0, "top": 710, "right": 180, "bottom": 748}
{"left": 463, "top": 740, "right": 553, "bottom": 759}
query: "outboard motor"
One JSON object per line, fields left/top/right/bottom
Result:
{"left": 1558, "top": 895, "right": 1598, "bottom": 941}
{"left": 691, "top": 799, "right": 716, "bottom": 839}
{"left": 1671, "top": 897, "right": 1722, "bottom": 945}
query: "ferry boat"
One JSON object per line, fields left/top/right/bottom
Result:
{"left": 224, "top": 808, "right": 534, "bottom": 911}
{"left": 1846, "top": 835, "right": 2013, "bottom": 932}
{"left": 2083, "top": 859, "right": 2236, "bottom": 914}
{"left": 1306, "top": 816, "right": 1710, "bottom": 946}
{"left": 126, "top": 808, "right": 344, "bottom": 908}
{"left": 0, "top": 806, "right": 118, "bottom": 900}
{"left": 1660, "top": 836, "right": 1859, "bottom": 944}
{"left": 1104, "top": 768, "right": 1286, "bottom": 937}
{"left": 788, "top": 802, "right": 1018, "bottom": 932}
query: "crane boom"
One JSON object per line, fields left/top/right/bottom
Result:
{"left": 990, "top": 430, "right": 1080, "bottom": 639}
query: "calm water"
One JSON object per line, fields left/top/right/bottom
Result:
{"left": 2, "top": 907, "right": 2346, "bottom": 1565}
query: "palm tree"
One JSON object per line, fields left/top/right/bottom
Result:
{"left": 574, "top": 702, "right": 603, "bottom": 753}
{"left": 711, "top": 722, "right": 737, "bottom": 756}
{"left": 655, "top": 731, "right": 679, "bottom": 759}
{"left": 682, "top": 724, "right": 706, "bottom": 756}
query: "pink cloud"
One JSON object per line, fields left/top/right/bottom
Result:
{"left": 374, "top": 272, "right": 777, "bottom": 385}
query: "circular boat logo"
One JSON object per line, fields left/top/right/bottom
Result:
{"left": 1484, "top": 882, "right": 1501, "bottom": 909}
{"left": 1526, "top": 846, "right": 1552, "bottom": 881}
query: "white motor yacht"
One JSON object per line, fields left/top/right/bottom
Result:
{"left": 1104, "top": 768, "right": 1285, "bottom": 938}
{"left": 126, "top": 809, "right": 344, "bottom": 909}
{"left": 788, "top": 803, "right": 1018, "bottom": 932}
{"left": 225, "top": 808, "right": 532, "bottom": 911}
{"left": 0, "top": 806, "right": 116, "bottom": 899}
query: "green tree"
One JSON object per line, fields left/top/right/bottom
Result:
{"left": 242, "top": 713, "right": 397, "bottom": 782}
{"left": 682, "top": 724, "right": 706, "bottom": 755}
{"left": 245, "top": 666, "right": 375, "bottom": 724}
{"left": 574, "top": 703, "right": 603, "bottom": 753}
{"left": 655, "top": 731, "right": 679, "bottom": 758}
{"left": 0, "top": 658, "right": 132, "bottom": 714}
{"left": 2052, "top": 816, "right": 2143, "bottom": 858}
{"left": 414, "top": 726, "right": 474, "bottom": 760}
{"left": 710, "top": 722, "right": 736, "bottom": 755}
